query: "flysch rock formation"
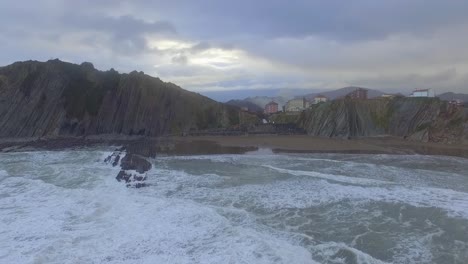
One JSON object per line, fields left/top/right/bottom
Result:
{"left": 0, "top": 59, "right": 244, "bottom": 138}
{"left": 299, "top": 97, "right": 468, "bottom": 144}
{"left": 1, "top": 59, "right": 466, "bottom": 145}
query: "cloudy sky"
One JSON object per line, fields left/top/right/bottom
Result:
{"left": 1, "top": 0, "right": 468, "bottom": 99}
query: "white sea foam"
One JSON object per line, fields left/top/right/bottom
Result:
{"left": 1, "top": 150, "right": 467, "bottom": 263}
{"left": 154, "top": 163, "right": 468, "bottom": 219}
{"left": 0, "top": 151, "right": 317, "bottom": 264}
{"left": 311, "top": 242, "right": 391, "bottom": 264}
{"left": 0, "top": 169, "right": 8, "bottom": 180}
{"left": 263, "top": 164, "right": 393, "bottom": 186}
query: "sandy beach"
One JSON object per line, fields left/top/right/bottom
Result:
{"left": 174, "top": 135, "right": 468, "bottom": 157}
{"left": 1, "top": 135, "right": 468, "bottom": 158}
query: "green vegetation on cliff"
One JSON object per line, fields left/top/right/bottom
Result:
{"left": 269, "top": 112, "right": 301, "bottom": 124}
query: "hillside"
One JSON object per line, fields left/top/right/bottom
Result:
{"left": 225, "top": 99, "right": 263, "bottom": 113}
{"left": 302, "top": 86, "right": 385, "bottom": 100}
{"left": 0, "top": 60, "right": 245, "bottom": 138}
{"left": 438, "top": 92, "right": 468, "bottom": 102}
{"left": 244, "top": 96, "right": 289, "bottom": 108}
{"left": 225, "top": 87, "right": 385, "bottom": 110}
{"left": 299, "top": 97, "right": 468, "bottom": 144}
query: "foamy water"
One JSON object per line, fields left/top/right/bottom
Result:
{"left": 1, "top": 149, "right": 468, "bottom": 263}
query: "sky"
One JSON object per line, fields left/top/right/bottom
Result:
{"left": 1, "top": 0, "right": 468, "bottom": 100}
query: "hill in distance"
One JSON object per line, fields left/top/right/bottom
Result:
{"left": 301, "top": 86, "right": 385, "bottom": 100}
{"left": 201, "top": 88, "right": 321, "bottom": 103}
{"left": 225, "top": 99, "right": 264, "bottom": 113}
{"left": 227, "top": 86, "right": 385, "bottom": 110}
{"left": 438, "top": 92, "right": 468, "bottom": 102}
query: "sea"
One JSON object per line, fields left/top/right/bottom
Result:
{"left": 1, "top": 148, "right": 467, "bottom": 264}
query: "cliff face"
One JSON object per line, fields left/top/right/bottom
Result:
{"left": 0, "top": 60, "right": 242, "bottom": 138}
{"left": 299, "top": 98, "right": 468, "bottom": 143}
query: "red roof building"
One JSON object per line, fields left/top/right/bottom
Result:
{"left": 264, "top": 101, "right": 279, "bottom": 114}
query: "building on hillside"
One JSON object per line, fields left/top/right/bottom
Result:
{"left": 410, "top": 89, "right": 435, "bottom": 97}
{"left": 264, "top": 101, "right": 279, "bottom": 114}
{"left": 305, "top": 98, "right": 310, "bottom": 108}
{"left": 380, "top": 94, "right": 397, "bottom": 99}
{"left": 313, "top": 95, "right": 328, "bottom": 104}
{"left": 285, "top": 98, "right": 309, "bottom": 112}
{"left": 346, "top": 88, "right": 368, "bottom": 99}
{"left": 449, "top": 99, "right": 464, "bottom": 107}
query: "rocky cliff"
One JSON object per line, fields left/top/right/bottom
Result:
{"left": 299, "top": 98, "right": 468, "bottom": 144}
{"left": 0, "top": 60, "right": 243, "bottom": 138}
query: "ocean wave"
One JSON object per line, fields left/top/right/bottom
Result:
{"left": 1, "top": 150, "right": 467, "bottom": 263}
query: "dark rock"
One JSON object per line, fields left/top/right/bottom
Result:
{"left": 133, "top": 182, "right": 147, "bottom": 188}
{"left": 112, "top": 153, "right": 152, "bottom": 188}
{"left": 116, "top": 170, "right": 130, "bottom": 183}
{"left": 120, "top": 154, "right": 152, "bottom": 173}
{"left": 116, "top": 146, "right": 126, "bottom": 152}
{"left": 112, "top": 154, "right": 120, "bottom": 167}
{"left": 105, "top": 150, "right": 152, "bottom": 188}
{"left": 116, "top": 170, "right": 147, "bottom": 188}
{"left": 104, "top": 151, "right": 123, "bottom": 166}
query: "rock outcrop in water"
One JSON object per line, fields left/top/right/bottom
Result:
{"left": 105, "top": 149, "right": 152, "bottom": 188}
{"left": 0, "top": 59, "right": 243, "bottom": 138}
{"left": 299, "top": 97, "right": 468, "bottom": 143}
{"left": 119, "top": 153, "right": 152, "bottom": 173}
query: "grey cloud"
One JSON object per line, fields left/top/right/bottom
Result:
{"left": 187, "top": 42, "right": 235, "bottom": 54}
{"left": 352, "top": 68, "right": 466, "bottom": 93}
{"left": 64, "top": 15, "right": 176, "bottom": 37}
{"left": 171, "top": 54, "right": 188, "bottom": 65}
{"left": 2, "top": 0, "right": 468, "bottom": 95}
{"left": 62, "top": 15, "right": 176, "bottom": 54}
{"left": 135, "top": 0, "right": 468, "bottom": 42}
{"left": 0, "top": 2, "right": 177, "bottom": 56}
{"left": 189, "top": 42, "right": 211, "bottom": 54}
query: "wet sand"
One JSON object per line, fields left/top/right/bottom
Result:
{"left": 175, "top": 135, "right": 468, "bottom": 158}
{"left": 1, "top": 135, "right": 468, "bottom": 158}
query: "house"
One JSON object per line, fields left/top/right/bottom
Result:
{"left": 380, "top": 93, "right": 405, "bottom": 99}
{"left": 346, "top": 88, "right": 368, "bottom": 99}
{"left": 264, "top": 101, "right": 279, "bottom": 114}
{"left": 313, "top": 95, "right": 328, "bottom": 104}
{"left": 410, "top": 89, "right": 435, "bottom": 97}
{"left": 449, "top": 99, "right": 464, "bottom": 107}
{"left": 285, "top": 98, "right": 308, "bottom": 112}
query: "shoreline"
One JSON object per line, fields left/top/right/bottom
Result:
{"left": 1, "top": 135, "right": 468, "bottom": 158}
{"left": 177, "top": 135, "right": 468, "bottom": 158}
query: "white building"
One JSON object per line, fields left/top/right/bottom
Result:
{"left": 449, "top": 99, "right": 464, "bottom": 107}
{"left": 313, "top": 95, "right": 328, "bottom": 104}
{"left": 410, "top": 89, "right": 435, "bottom": 97}
{"left": 285, "top": 98, "right": 308, "bottom": 112}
